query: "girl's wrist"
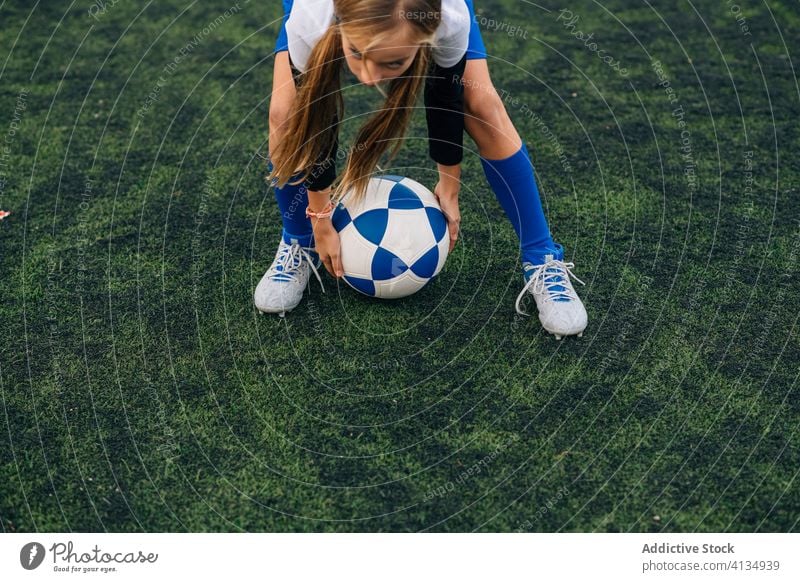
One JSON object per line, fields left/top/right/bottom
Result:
{"left": 305, "top": 200, "right": 335, "bottom": 219}
{"left": 310, "top": 211, "right": 336, "bottom": 231}
{"left": 437, "top": 163, "right": 461, "bottom": 194}
{"left": 306, "top": 187, "right": 335, "bottom": 229}
{"left": 307, "top": 186, "right": 333, "bottom": 212}
{"left": 311, "top": 219, "right": 335, "bottom": 235}
{"left": 437, "top": 162, "right": 461, "bottom": 179}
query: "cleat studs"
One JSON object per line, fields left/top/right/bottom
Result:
{"left": 555, "top": 334, "right": 563, "bottom": 340}
{"left": 279, "top": 311, "right": 286, "bottom": 318}
{"left": 578, "top": 332, "right": 583, "bottom": 338}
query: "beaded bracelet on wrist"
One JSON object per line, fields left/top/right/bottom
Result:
{"left": 305, "top": 200, "right": 335, "bottom": 220}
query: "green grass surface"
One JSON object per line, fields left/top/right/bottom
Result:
{"left": 1, "top": 0, "right": 798, "bottom": 532}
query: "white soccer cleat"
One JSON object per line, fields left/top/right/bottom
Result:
{"left": 254, "top": 238, "right": 324, "bottom": 316}
{"left": 515, "top": 253, "right": 588, "bottom": 339}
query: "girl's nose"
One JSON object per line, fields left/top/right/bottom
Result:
{"left": 361, "top": 61, "right": 382, "bottom": 86}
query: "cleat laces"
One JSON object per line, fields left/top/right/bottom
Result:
{"left": 515, "top": 259, "right": 585, "bottom": 315}
{"left": 267, "top": 242, "right": 325, "bottom": 293}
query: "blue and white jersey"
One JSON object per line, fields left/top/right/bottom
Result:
{"left": 285, "top": 0, "right": 471, "bottom": 73}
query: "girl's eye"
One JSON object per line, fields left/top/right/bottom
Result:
{"left": 349, "top": 47, "right": 362, "bottom": 59}
{"left": 384, "top": 61, "right": 404, "bottom": 69}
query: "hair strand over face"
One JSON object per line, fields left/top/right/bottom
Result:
{"left": 269, "top": 0, "right": 442, "bottom": 204}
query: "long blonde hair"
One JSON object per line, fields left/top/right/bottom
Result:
{"left": 269, "top": 0, "right": 442, "bottom": 202}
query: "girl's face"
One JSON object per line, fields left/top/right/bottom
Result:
{"left": 341, "top": 24, "right": 419, "bottom": 86}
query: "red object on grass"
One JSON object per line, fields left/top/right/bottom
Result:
{"left": 0, "top": 210, "right": 10, "bottom": 220}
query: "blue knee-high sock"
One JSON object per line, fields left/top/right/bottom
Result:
{"left": 480, "top": 143, "right": 560, "bottom": 265}
{"left": 269, "top": 162, "right": 314, "bottom": 248}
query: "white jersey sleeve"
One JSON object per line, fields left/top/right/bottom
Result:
{"left": 285, "top": 0, "right": 471, "bottom": 73}
{"left": 285, "top": 0, "right": 336, "bottom": 73}
{"left": 432, "top": 0, "right": 471, "bottom": 68}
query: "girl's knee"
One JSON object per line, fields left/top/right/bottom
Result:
{"left": 465, "top": 86, "right": 508, "bottom": 127}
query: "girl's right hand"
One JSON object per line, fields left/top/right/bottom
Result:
{"left": 312, "top": 219, "right": 344, "bottom": 278}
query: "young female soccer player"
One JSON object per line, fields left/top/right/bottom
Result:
{"left": 255, "top": 0, "right": 588, "bottom": 339}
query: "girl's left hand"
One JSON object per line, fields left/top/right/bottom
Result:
{"left": 433, "top": 178, "right": 461, "bottom": 252}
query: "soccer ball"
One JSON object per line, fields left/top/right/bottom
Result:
{"left": 331, "top": 175, "right": 450, "bottom": 299}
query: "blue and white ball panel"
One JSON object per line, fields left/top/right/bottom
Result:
{"left": 371, "top": 247, "right": 407, "bottom": 280}
{"left": 343, "top": 274, "right": 376, "bottom": 296}
{"left": 373, "top": 270, "right": 429, "bottom": 299}
{"left": 340, "top": 177, "right": 395, "bottom": 216}
{"left": 409, "top": 243, "right": 440, "bottom": 279}
{"left": 435, "top": 226, "right": 450, "bottom": 274}
{"left": 331, "top": 203, "right": 352, "bottom": 232}
{"left": 337, "top": 221, "right": 378, "bottom": 279}
{"left": 387, "top": 182, "right": 425, "bottom": 210}
{"left": 352, "top": 208, "right": 389, "bottom": 246}
{"left": 425, "top": 207, "right": 448, "bottom": 244}
{"left": 396, "top": 176, "right": 441, "bottom": 208}
{"left": 380, "top": 209, "right": 437, "bottom": 266}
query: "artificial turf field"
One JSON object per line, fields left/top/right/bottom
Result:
{"left": 1, "top": 0, "right": 798, "bottom": 533}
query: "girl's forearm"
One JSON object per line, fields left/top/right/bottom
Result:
{"left": 307, "top": 187, "right": 332, "bottom": 212}
{"left": 437, "top": 163, "right": 462, "bottom": 192}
